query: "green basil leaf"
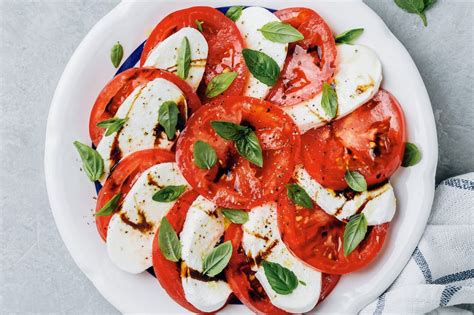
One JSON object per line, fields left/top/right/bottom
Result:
{"left": 193, "top": 140, "right": 217, "bottom": 170}
{"left": 394, "top": 0, "right": 428, "bottom": 26}
{"left": 423, "top": 0, "right": 437, "bottom": 10}
{"left": 153, "top": 185, "right": 187, "bottom": 202}
{"left": 73, "top": 141, "right": 104, "bottom": 181}
{"left": 221, "top": 208, "right": 249, "bottom": 224}
{"left": 225, "top": 6, "right": 244, "bottom": 22}
{"left": 211, "top": 120, "right": 248, "bottom": 141}
{"left": 211, "top": 121, "right": 263, "bottom": 167}
{"left": 110, "top": 42, "right": 123, "bottom": 68}
{"left": 335, "top": 28, "right": 364, "bottom": 44}
{"left": 285, "top": 184, "right": 313, "bottom": 209}
{"left": 242, "top": 48, "right": 280, "bottom": 86}
{"left": 394, "top": 0, "right": 425, "bottom": 13}
{"left": 343, "top": 213, "right": 368, "bottom": 256}
{"left": 299, "top": 280, "right": 307, "bottom": 286}
{"left": 195, "top": 19, "right": 204, "bottom": 32}
{"left": 235, "top": 131, "right": 263, "bottom": 167}
{"left": 158, "top": 101, "right": 180, "bottom": 140}
{"left": 158, "top": 217, "right": 182, "bottom": 262}
{"left": 258, "top": 21, "right": 304, "bottom": 43}
{"left": 97, "top": 117, "right": 128, "bottom": 136}
{"left": 96, "top": 192, "right": 121, "bottom": 216}
{"left": 202, "top": 241, "right": 233, "bottom": 277}
{"left": 402, "top": 142, "right": 422, "bottom": 167}
{"left": 321, "top": 82, "right": 338, "bottom": 119}
{"left": 262, "top": 261, "right": 299, "bottom": 295}
{"left": 177, "top": 36, "right": 191, "bottom": 80}
{"left": 205, "top": 72, "right": 238, "bottom": 98}
{"left": 344, "top": 170, "right": 367, "bottom": 192}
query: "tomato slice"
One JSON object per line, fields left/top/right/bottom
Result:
{"left": 140, "top": 6, "right": 247, "bottom": 101}
{"left": 152, "top": 190, "right": 229, "bottom": 313}
{"left": 277, "top": 191, "right": 389, "bottom": 274}
{"left": 176, "top": 96, "right": 300, "bottom": 209}
{"left": 95, "top": 149, "right": 175, "bottom": 241}
{"left": 89, "top": 68, "right": 201, "bottom": 147}
{"left": 266, "top": 8, "right": 337, "bottom": 106}
{"left": 302, "top": 89, "right": 406, "bottom": 190}
{"left": 224, "top": 224, "right": 340, "bottom": 314}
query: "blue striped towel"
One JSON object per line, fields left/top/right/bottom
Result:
{"left": 361, "top": 173, "right": 474, "bottom": 314}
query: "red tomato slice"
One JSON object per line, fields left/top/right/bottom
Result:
{"left": 152, "top": 190, "right": 229, "bottom": 314}
{"left": 224, "top": 224, "right": 340, "bottom": 314}
{"left": 277, "top": 192, "right": 389, "bottom": 274}
{"left": 302, "top": 89, "right": 406, "bottom": 190}
{"left": 140, "top": 6, "right": 247, "bottom": 101}
{"left": 95, "top": 149, "right": 174, "bottom": 241}
{"left": 89, "top": 68, "right": 201, "bottom": 147}
{"left": 176, "top": 96, "right": 301, "bottom": 209}
{"left": 266, "top": 8, "right": 337, "bottom": 107}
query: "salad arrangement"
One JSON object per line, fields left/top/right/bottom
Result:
{"left": 74, "top": 5, "right": 422, "bottom": 314}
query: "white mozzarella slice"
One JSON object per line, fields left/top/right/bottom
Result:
{"left": 96, "top": 78, "right": 186, "bottom": 183}
{"left": 242, "top": 203, "right": 321, "bottom": 313}
{"left": 180, "top": 276, "right": 230, "bottom": 313}
{"left": 236, "top": 7, "right": 288, "bottom": 99}
{"left": 285, "top": 44, "right": 382, "bottom": 133}
{"left": 106, "top": 162, "right": 189, "bottom": 274}
{"left": 179, "top": 196, "right": 232, "bottom": 312}
{"left": 143, "top": 27, "right": 208, "bottom": 91}
{"left": 294, "top": 166, "right": 396, "bottom": 225}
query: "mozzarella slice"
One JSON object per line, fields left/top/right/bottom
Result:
{"left": 285, "top": 44, "right": 382, "bottom": 133}
{"left": 106, "top": 162, "right": 189, "bottom": 274}
{"left": 96, "top": 78, "right": 186, "bottom": 183}
{"left": 236, "top": 7, "right": 288, "bottom": 99}
{"left": 294, "top": 165, "right": 396, "bottom": 225}
{"left": 143, "top": 27, "right": 208, "bottom": 91}
{"left": 242, "top": 203, "right": 321, "bottom": 313}
{"left": 179, "top": 196, "right": 232, "bottom": 312}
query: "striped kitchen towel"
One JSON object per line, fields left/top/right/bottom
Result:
{"left": 361, "top": 173, "right": 474, "bottom": 315}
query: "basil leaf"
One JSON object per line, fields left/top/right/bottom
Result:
{"left": 343, "top": 213, "right": 368, "bottom": 256}
{"left": 205, "top": 72, "right": 238, "bottom": 98}
{"left": 211, "top": 121, "right": 263, "bottom": 167}
{"left": 286, "top": 184, "right": 313, "bottom": 209}
{"left": 158, "top": 101, "right": 180, "bottom": 140}
{"left": 193, "top": 141, "right": 217, "bottom": 170}
{"left": 158, "top": 217, "right": 181, "bottom": 262}
{"left": 321, "top": 82, "right": 338, "bottom": 119}
{"left": 402, "top": 142, "right": 422, "bottom": 167}
{"left": 423, "top": 0, "right": 437, "bottom": 10}
{"left": 177, "top": 36, "right": 191, "bottom": 80}
{"left": 394, "top": 0, "right": 428, "bottom": 26}
{"left": 225, "top": 6, "right": 244, "bottom": 22}
{"left": 153, "top": 185, "right": 187, "bottom": 202}
{"left": 335, "top": 28, "right": 364, "bottom": 44}
{"left": 258, "top": 21, "right": 304, "bottom": 44}
{"left": 262, "top": 261, "right": 299, "bottom": 295}
{"left": 73, "top": 141, "right": 104, "bottom": 181}
{"left": 221, "top": 208, "right": 249, "bottom": 224}
{"left": 97, "top": 117, "right": 128, "bottom": 136}
{"left": 202, "top": 241, "right": 233, "bottom": 277}
{"left": 195, "top": 20, "right": 204, "bottom": 32}
{"left": 211, "top": 120, "right": 248, "bottom": 141}
{"left": 344, "top": 170, "right": 367, "bottom": 192}
{"left": 235, "top": 131, "right": 263, "bottom": 167}
{"left": 96, "top": 192, "right": 121, "bottom": 216}
{"left": 242, "top": 48, "right": 280, "bottom": 86}
{"left": 110, "top": 42, "right": 123, "bottom": 68}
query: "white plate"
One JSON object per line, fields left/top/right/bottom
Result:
{"left": 45, "top": 0, "right": 438, "bottom": 313}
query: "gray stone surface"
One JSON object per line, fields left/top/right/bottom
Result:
{"left": 0, "top": 0, "right": 472, "bottom": 313}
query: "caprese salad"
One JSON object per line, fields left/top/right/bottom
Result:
{"left": 73, "top": 5, "right": 422, "bottom": 314}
